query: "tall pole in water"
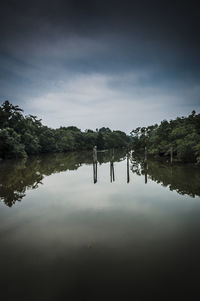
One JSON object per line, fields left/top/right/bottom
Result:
{"left": 110, "top": 149, "right": 115, "bottom": 182}
{"left": 93, "top": 145, "right": 97, "bottom": 162}
{"left": 144, "top": 146, "right": 147, "bottom": 163}
{"left": 93, "top": 146, "right": 97, "bottom": 183}
{"left": 127, "top": 152, "right": 130, "bottom": 183}
{"left": 144, "top": 145, "right": 148, "bottom": 184}
{"left": 144, "top": 127, "right": 147, "bottom": 166}
{"left": 170, "top": 146, "right": 173, "bottom": 164}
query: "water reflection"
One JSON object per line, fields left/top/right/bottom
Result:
{"left": 110, "top": 161, "right": 115, "bottom": 183}
{"left": 93, "top": 162, "right": 97, "bottom": 184}
{"left": 93, "top": 149, "right": 117, "bottom": 184}
{"left": 1, "top": 152, "right": 200, "bottom": 300}
{"left": 130, "top": 155, "right": 200, "bottom": 197}
{"left": 0, "top": 150, "right": 200, "bottom": 207}
{"left": 144, "top": 162, "right": 148, "bottom": 184}
{"left": 0, "top": 150, "right": 126, "bottom": 207}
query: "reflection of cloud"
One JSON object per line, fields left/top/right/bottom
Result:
{"left": 17, "top": 160, "right": 198, "bottom": 251}
{"left": 36, "top": 161, "right": 183, "bottom": 212}
{"left": 2, "top": 159, "right": 200, "bottom": 254}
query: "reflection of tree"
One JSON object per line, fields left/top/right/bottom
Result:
{"left": 130, "top": 159, "right": 142, "bottom": 176}
{"left": 0, "top": 149, "right": 128, "bottom": 207}
{"left": 0, "top": 159, "right": 44, "bottom": 207}
{"left": 98, "top": 149, "right": 126, "bottom": 165}
{"left": 131, "top": 156, "right": 200, "bottom": 198}
{"left": 4, "top": 149, "right": 199, "bottom": 207}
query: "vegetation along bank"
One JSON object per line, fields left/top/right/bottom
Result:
{"left": 0, "top": 100, "right": 200, "bottom": 163}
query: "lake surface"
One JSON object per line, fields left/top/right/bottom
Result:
{"left": 0, "top": 150, "right": 200, "bottom": 300}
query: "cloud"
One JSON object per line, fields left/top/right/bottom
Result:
{"left": 22, "top": 72, "right": 200, "bottom": 132}
{"left": 0, "top": 1, "right": 199, "bottom": 132}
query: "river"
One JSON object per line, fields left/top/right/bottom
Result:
{"left": 0, "top": 150, "right": 200, "bottom": 300}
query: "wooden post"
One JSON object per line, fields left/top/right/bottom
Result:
{"left": 144, "top": 146, "right": 148, "bottom": 170}
{"left": 110, "top": 149, "right": 115, "bottom": 182}
{"left": 127, "top": 153, "right": 130, "bottom": 183}
{"left": 144, "top": 146, "right": 148, "bottom": 183}
{"left": 93, "top": 145, "right": 97, "bottom": 162}
{"left": 111, "top": 148, "right": 114, "bottom": 162}
{"left": 93, "top": 146, "right": 97, "bottom": 183}
{"left": 144, "top": 161, "right": 148, "bottom": 184}
{"left": 170, "top": 147, "right": 173, "bottom": 164}
{"left": 144, "top": 146, "right": 147, "bottom": 162}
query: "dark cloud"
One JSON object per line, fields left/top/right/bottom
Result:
{"left": 0, "top": 0, "right": 200, "bottom": 130}
{"left": 1, "top": 0, "right": 199, "bottom": 71}
{"left": 1, "top": 1, "right": 199, "bottom": 42}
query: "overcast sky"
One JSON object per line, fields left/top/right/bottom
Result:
{"left": 0, "top": 0, "right": 200, "bottom": 132}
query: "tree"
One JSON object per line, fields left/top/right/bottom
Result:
{"left": 0, "top": 100, "right": 24, "bottom": 129}
{"left": 97, "top": 132, "right": 104, "bottom": 149}
{"left": 131, "top": 111, "right": 200, "bottom": 163}
{"left": 0, "top": 128, "right": 26, "bottom": 159}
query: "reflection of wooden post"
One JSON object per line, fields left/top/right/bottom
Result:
{"left": 127, "top": 153, "right": 130, "bottom": 183}
{"left": 110, "top": 161, "right": 115, "bottom": 183}
{"left": 110, "top": 161, "right": 112, "bottom": 182}
{"left": 93, "top": 162, "right": 97, "bottom": 183}
{"left": 145, "top": 168, "right": 148, "bottom": 184}
{"left": 170, "top": 147, "right": 173, "bottom": 164}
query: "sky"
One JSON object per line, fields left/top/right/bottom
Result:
{"left": 0, "top": 0, "right": 200, "bottom": 133}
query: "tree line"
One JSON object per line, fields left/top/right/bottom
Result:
{"left": 1, "top": 100, "right": 200, "bottom": 163}
{"left": 0, "top": 100, "right": 131, "bottom": 159}
{"left": 131, "top": 110, "right": 200, "bottom": 164}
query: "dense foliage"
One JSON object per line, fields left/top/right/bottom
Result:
{"left": 131, "top": 110, "right": 200, "bottom": 163}
{"left": 1, "top": 100, "right": 199, "bottom": 163}
{"left": 0, "top": 100, "right": 130, "bottom": 159}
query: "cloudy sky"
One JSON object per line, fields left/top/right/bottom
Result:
{"left": 0, "top": 0, "right": 200, "bottom": 132}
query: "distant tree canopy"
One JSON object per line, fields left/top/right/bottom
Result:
{"left": 0, "top": 100, "right": 131, "bottom": 159}
{"left": 1, "top": 100, "right": 200, "bottom": 163}
{"left": 131, "top": 110, "right": 200, "bottom": 164}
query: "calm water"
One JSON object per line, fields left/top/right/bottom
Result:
{"left": 0, "top": 150, "right": 200, "bottom": 300}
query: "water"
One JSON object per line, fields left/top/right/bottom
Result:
{"left": 0, "top": 150, "right": 200, "bottom": 300}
